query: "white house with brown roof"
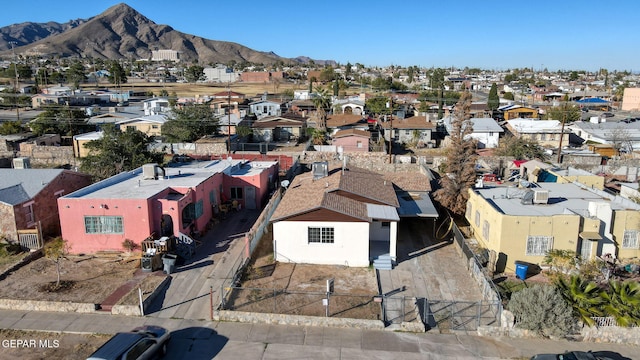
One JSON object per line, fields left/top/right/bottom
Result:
{"left": 271, "top": 164, "right": 400, "bottom": 269}
{"left": 252, "top": 115, "right": 306, "bottom": 142}
{"left": 379, "top": 116, "right": 436, "bottom": 146}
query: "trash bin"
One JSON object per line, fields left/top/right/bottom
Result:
{"left": 515, "top": 263, "right": 529, "bottom": 280}
{"left": 141, "top": 254, "right": 153, "bottom": 272}
{"left": 162, "top": 253, "right": 178, "bottom": 274}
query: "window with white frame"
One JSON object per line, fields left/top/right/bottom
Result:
{"left": 84, "top": 216, "right": 124, "bottom": 234}
{"left": 526, "top": 235, "right": 554, "bottom": 256}
{"left": 482, "top": 220, "right": 490, "bottom": 241}
{"left": 622, "top": 230, "right": 639, "bottom": 249}
{"left": 308, "top": 227, "right": 334, "bottom": 244}
{"left": 475, "top": 210, "right": 480, "bottom": 227}
{"left": 466, "top": 202, "right": 472, "bottom": 219}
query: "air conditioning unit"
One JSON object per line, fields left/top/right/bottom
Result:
{"left": 142, "top": 163, "right": 164, "bottom": 180}
{"left": 533, "top": 189, "right": 549, "bottom": 204}
{"left": 12, "top": 157, "right": 31, "bottom": 169}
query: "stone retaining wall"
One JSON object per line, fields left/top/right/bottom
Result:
{"left": 478, "top": 325, "right": 640, "bottom": 346}
{"left": 0, "top": 299, "right": 98, "bottom": 313}
{"left": 214, "top": 310, "right": 385, "bottom": 330}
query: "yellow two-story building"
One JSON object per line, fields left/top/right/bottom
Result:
{"left": 466, "top": 182, "right": 640, "bottom": 273}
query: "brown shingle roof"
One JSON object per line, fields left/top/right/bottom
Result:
{"left": 384, "top": 172, "right": 432, "bottom": 192}
{"left": 326, "top": 114, "right": 366, "bottom": 128}
{"left": 379, "top": 117, "right": 436, "bottom": 130}
{"left": 271, "top": 166, "right": 398, "bottom": 221}
{"left": 333, "top": 129, "right": 370, "bottom": 139}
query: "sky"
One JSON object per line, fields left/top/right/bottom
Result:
{"left": 1, "top": 0, "right": 639, "bottom": 72}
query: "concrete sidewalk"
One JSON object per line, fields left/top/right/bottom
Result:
{"left": 0, "top": 309, "right": 636, "bottom": 360}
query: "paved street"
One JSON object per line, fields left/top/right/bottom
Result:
{"left": 0, "top": 309, "right": 636, "bottom": 359}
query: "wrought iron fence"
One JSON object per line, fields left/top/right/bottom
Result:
{"left": 591, "top": 316, "right": 638, "bottom": 327}
{"left": 452, "top": 222, "right": 503, "bottom": 313}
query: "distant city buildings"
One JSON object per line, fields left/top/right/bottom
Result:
{"left": 151, "top": 49, "right": 179, "bottom": 62}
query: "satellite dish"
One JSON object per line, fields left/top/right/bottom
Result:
{"left": 281, "top": 180, "right": 290, "bottom": 189}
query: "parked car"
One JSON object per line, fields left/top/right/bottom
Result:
{"left": 86, "top": 325, "right": 170, "bottom": 360}
{"left": 601, "top": 112, "right": 615, "bottom": 118}
{"left": 530, "top": 351, "right": 612, "bottom": 360}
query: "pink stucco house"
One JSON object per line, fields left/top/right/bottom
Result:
{"left": 58, "top": 159, "right": 278, "bottom": 254}
{"left": 331, "top": 129, "right": 371, "bottom": 152}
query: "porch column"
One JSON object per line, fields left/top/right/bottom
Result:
{"left": 390, "top": 221, "right": 398, "bottom": 263}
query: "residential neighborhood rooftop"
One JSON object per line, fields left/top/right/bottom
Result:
{"left": 0, "top": 169, "right": 67, "bottom": 205}
{"left": 63, "top": 159, "right": 274, "bottom": 200}
{"left": 475, "top": 182, "right": 640, "bottom": 216}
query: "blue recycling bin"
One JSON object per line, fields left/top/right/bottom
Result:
{"left": 515, "top": 263, "right": 529, "bottom": 280}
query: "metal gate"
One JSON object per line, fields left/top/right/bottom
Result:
{"left": 381, "top": 296, "right": 500, "bottom": 332}
{"left": 17, "top": 229, "right": 42, "bottom": 250}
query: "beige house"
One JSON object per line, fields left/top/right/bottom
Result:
{"left": 521, "top": 164, "right": 605, "bottom": 190}
{"left": 72, "top": 131, "right": 102, "bottom": 158}
{"left": 116, "top": 115, "right": 167, "bottom": 137}
{"left": 466, "top": 182, "right": 640, "bottom": 273}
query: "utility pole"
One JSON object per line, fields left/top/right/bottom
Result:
{"left": 387, "top": 99, "right": 393, "bottom": 164}
{"left": 9, "top": 41, "right": 20, "bottom": 122}
{"left": 556, "top": 103, "right": 566, "bottom": 164}
{"left": 227, "top": 81, "right": 232, "bottom": 157}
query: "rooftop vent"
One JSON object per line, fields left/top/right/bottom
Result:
{"left": 312, "top": 161, "right": 329, "bottom": 180}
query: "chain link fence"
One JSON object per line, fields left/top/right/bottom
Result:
{"left": 222, "top": 287, "right": 380, "bottom": 320}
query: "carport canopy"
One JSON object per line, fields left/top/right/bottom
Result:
{"left": 396, "top": 191, "right": 439, "bottom": 218}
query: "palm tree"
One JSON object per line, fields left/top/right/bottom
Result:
{"left": 311, "top": 87, "right": 331, "bottom": 130}
{"left": 307, "top": 128, "right": 326, "bottom": 145}
{"left": 601, "top": 280, "right": 640, "bottom": 327}
{"left": 555, "top": 275, "right": 605, "bottom": 326}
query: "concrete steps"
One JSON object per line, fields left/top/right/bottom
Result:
{"left": 373, "top": 254, "right": 393, "bottom": 270}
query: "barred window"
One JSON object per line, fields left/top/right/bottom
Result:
{"left": 475, "top": 210, "right": 480, "bottom": 227}
{"left": 482, "top": 220, "right": 490, "bottom": 241}
{"left": 526, "top": 235, "right": 553, "bottom": 256}
{"left": 84, "top": 216, "right": 124, "bottom": 234}
{"left": 622, "top": 230, "right": 639, "bottom": 249}
{"left": 466, "top": 202, "right": 472, "bottom": 219}
{"left": 308, "top": 227, "right": 334, "bottom": 244}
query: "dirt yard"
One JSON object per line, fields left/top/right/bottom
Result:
{"left": 0, "top": 329, "right": 109, "bottom": 360}
{"left": 0, "top": 252, "right": 164, "bottom": 305}
{"left": 225, "top": 229, "right": 381, "bottom": 319}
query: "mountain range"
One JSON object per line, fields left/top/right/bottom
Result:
{"left": 0, "top": 3, "right": 333, "bottom": 66}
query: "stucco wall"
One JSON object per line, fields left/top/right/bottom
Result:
{"left": 273, "top": 221, "right": 370, "bottom": 267}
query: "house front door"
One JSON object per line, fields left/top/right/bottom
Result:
{"left": 244, "top": 186, "right": 256, "bottom": 209}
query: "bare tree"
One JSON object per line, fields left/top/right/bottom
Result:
{"left": 434, "top": 90, "right": 477, "bottom": 216}
{"left": 607, "top": 126, "right": 632, "bottom": 156}
{"left": 44, "top": 237, "right": 69, "bottom": 288}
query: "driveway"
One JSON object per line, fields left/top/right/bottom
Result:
{"left": 377, "top": 218, "right": 488, "bottom": 330}
{"left": 145, "top": 209, "right": 260, "bottom": 320}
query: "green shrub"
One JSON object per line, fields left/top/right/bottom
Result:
{"left": 507, "top": 284, "right": 576, "bottom": 338}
